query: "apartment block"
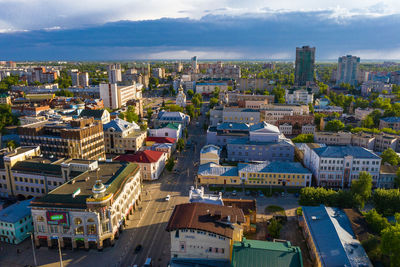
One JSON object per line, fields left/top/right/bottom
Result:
{"left": 285, "top": 88, "right": 314, "bottom": 105}
{"left": 379, "top": 117, "right": 400, "bottom": 131}
{"left": 336, "top": 55, "right": 360, "bottom": 86}
{"left": 18, "top": 118, "right": 105, "bottom": 160}
{"left": 295, "top": 46, "right": 315, "bottom": 86}
{"left": 99, "top": 83, "right": 143, "bottom": 110}
{"left": 307, "top": 146, "right": 381, "bottom": 188}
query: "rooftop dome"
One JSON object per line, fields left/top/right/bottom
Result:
{"left": 92, "top": 180, "right": 106, "bottom": 195}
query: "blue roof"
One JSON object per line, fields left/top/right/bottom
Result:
{"left": 238, "top": 161, "right": 311, "bottom": 174}
{"left": 313, "top": 145, "right": 380, "bottom": 159}
{"left": 302, "top": 206, "right": 371, "bottom": 267}
{"left": 103, "top": 118, "right": 139, "bottom": 132}
{"left": 157, "top": 110, "right": 188, "bottom": 121}
{"left": 0, "top": 199, "right": 33, "bottom": 223}
{"left": 381, "top": 117, "right": 400, "bottom": 123}
{"left": 200, "top": 144, "right": 221, "bottom": 154}
{"left": 217, "top": 122, "right": 250, "bottom": 131}
{"left": 198, "top": 163, "right": 238, "bottom": 177}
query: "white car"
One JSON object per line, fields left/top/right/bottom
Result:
{"left": 165, "top": 195, "right": 171, "bottom": 201}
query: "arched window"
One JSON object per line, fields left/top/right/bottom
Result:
{"left": 74, "top": 218, "right": 82, "bottom": 225}
{"left": 36, "top": 216, "right": 44, "bottom": 222}
{"left": 87, "top": 224, "right": 97, "bottom": 235}
{"left": 87, "top": 218, "right": 95, "bottom": 223}
{"left": 75, "top": 226, "right": 84, "bottom": 235}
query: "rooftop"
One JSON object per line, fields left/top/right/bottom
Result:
{"left": 146, "top": 136, "right": 176, "bottom": 144}
{"left": 302, "top": 205, "right": 372, "bottom": 267}
{"left": 115, "top": 150, "right": 165, "bottom": 164}
{"left": 30, "top": 162, "right": 139, "bottom": 209}
{"left": 238, "top": 161, "right": 311, "bottom": 174}
{"left": 216, "top": 122, "right": 250, "bottom": 131}
{"left": 198, "top": 163, "right": 238, "bottom": 177}
{"left": 103, "top": 118, "right": 139, "bottom": 132}
{"left": 380, "top": 116, "right": 400, "bottom": 123}
{"left": 79, "top": 109, "right": 107, "bottom": 119}
{"left": 0, "top": 199, "right": 33, "bottom": 224}
{"left": 189, "top": 186, "right": 223, "bottom": 206}
{"left": 232, "top": 238, "right": 303, "bottom": 267}
{"left": 250, "top": 121, "right": 280, "bottom": 133}
{"left": 222, "top": 199, "right": 257, "bottom": 215}
{"left": 200, "top": 145, "right": 221, "bottom": 155}
{"left": 166, "top": 202, "right": 245, "bottom": 239}
{"left": 313, "top": 145, "right": 380, "bottom": 159}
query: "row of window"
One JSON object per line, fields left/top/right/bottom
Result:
{"left": 14, "top": 176, "right": 62, "bottom": 187}
{"left": 246, "top": 173, "right": 304, "bottom": 179}
{"left": 247, "top": 180, "right": 303, "bottom": 185}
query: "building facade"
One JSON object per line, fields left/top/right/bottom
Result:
{"left": 379, "top": 117, "right": 400, "bottom": 131}
{"left": 285, "top": 89, "right": 314, "bottom": 105}
{"left": 18, "top": 118, "right": 105, "bottom": 160}
{"left": 30, "top": 162, "right": 141, "bottom": 250}
{"left": 336, "top": 55, "right": 360, "bottom": 86}
{"left": 295, "top": 46, "right": 315, "bottom": 86}
{"left": 99, "top": 83, "right": 143, "bottom": 110}
{"left": 148, "top": 123, "right": 182, "bottom": 140}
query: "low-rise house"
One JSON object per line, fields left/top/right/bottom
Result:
{"left": 314, "top": 131, "right": 352, "bottom": 146}
{"left": 148, "top": 122, "right": 182, "bottom": 140}
{"left": 301, "top": 205, "right": 372, "bottom": 267}
{"left": 222, "top": 199, "right": 256, "bottom": 233}
{"left": 79, "top": 109, "right": 110, "bottom": 124}
{"left": 103, "top": 118, "right": 146, "bottom": 154}
{"left": 155, "top": 110, "right": 190, "bottom": 128}
{"left": 0, "top": 93, "right": 11, "bottom": 105}
{"left": 0, "top": 199, "right": 33, "bottom": 244}
{"left": 379, "top": 165, "right": 397, "bottom": 189}
{"left": 200, "top": 145, "right": 221, "bottom": 165}
{"left": 166, "top": 202, "right": 245, "bottom": 261}
{"left": 379, "top": 117, "right": 400, "bottom": 131}
{"left": 231, "top": 238, "right": 303, "bottom": 267}
{"left": 115, "top": 150, "right": 167, "bottom": 180}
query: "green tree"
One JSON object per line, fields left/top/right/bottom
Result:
{"left": 149, "top": 77, "right": 159, "bottom": 87}
{"left": 0, "top": 104, "right": 19, "bottom": 133}
{"left": 167, "top": 104, "right": 184, "bottom": 112}
{"left": 186, "top": 104, "right": 195, "bottom": 118}
{"left": 292, "top": 134, "right": 314, "bottom": 143}
{"left": 146, "top": 108, "right": 153, "bottom": 119}
{"left": 55, "top": 89, "right": 73, "bottom": 97}
{"left": 177, "top": 138, "right": 185, "bottom": 152}
{"left": 372, "top": 189, "right": 400, "bottom": 216}
{"left": 118, "top": 113, "right": 125, "bottom": 120}
{"left": 395, "top": 168, "right": 400, "bottom": 188}
{"left": 364, "top": 209, "right": 390, "bottom": 234}
{"left": 351, "top": 171, "right": 372, "bottom": 208}
{"left": 192, "top": 96, "right": 201, "bottom": 108}
{"left": 6, "top": 140, "right": 17, "bottom": 149}
{"left": 381, "top": 148, "right": 400, "bottom": 166}
{"left": 166, "top": 157, "right": 175, "bottom": 171}
{"left": 213, "top": 86, "right": 220, "bottom": 98}
{"left": 271, "top": 85, "right": 285, "bottom": 103}
{"left": 325, "top": 119, "right": 345, "bottom": 132}
{"left": 187, "top": 89, "right": 194, "bottom": 98}
{"left": 381, "top": 224, "right": 400, "bottom": 266}
{"left": 314, "top": 113, "right": 326, "bottom": 130}
{"left": 267, "top": 218, "right": 282, "bottom": 239}
{"left": 361, "top": 116, "right": 374, "bottom": 128}
{"left": 209, "top": 97, "right": 219, "bottom": 108}
{"left": 140, "top": 124, "right": 147, "bottom": 131}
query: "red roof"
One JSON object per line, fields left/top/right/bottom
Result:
{"left": 115, "top": 150, "right": 164, "bottom": 163}
{"left": 146, "top": 136, "right": 176, "bottom": 144}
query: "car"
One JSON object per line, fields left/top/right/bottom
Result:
{"left": 134, "top": 244, "right": 142, "bottom": 253}
{"left": 259, "top": 192, "right": 264, "bottom": 197}
{"left": 295, "top": 193, "right": 299, "bottom": 198}
{"left": 231, "top": 190, "right": 237, "bottom": 196}
{"left": 281, "top": 192, "right": 285, "bottom": 197}
{"left": 173, "top": 169, "right": 180, "bottom": 174}
{"left": 144, "top": 258, "right": 152, "bottom": 267}
{"left": 165, "top": 195, "right": 171, "bottom": 201}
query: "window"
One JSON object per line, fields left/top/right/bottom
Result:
{"left": 74, "top": 218, "right": 82, "bottom": 225}
{"left": 75, "top": 226, "right": 84, "bottom": 235}
{"left": 87, "top": 224, "right": 97, "bottom": 235}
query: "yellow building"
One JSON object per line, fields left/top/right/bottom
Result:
{"left": 197, "top": 161, "right": 312, "bottom": 187}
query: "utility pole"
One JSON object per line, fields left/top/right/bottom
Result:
{"left": 29, "top": 232, "right": 37, "bottom": 267}
{"left": 58, "top": 237, "right": 63, "bottom": 267}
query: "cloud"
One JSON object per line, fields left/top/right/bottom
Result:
{"left": 0, "top": 0, "right": 400, "bottom": 32}
{"left": 0, "top": 10, "right": 400, "bottom": 60}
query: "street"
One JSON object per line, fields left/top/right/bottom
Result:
{"left": 0, "top": 106, "right": 207, "bottom": 267}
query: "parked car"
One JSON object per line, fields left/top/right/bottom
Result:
{"left": 135, "top": 244, "right": 142, "bottom": 253}
{"left": 231, "top": 190, "right": 237, "bottom": 196}
{"left": 259, "top": 192, "right": 264, "bottom": 197}
{"left": 165, "top": 195, "right": 171, "bottom": 201}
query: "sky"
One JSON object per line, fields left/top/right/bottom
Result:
{"left": 0, "top": 0, "right": 400, "bottom": 60}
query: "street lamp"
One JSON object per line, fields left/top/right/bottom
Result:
{"left": 58, "top": 237, "right": 63, "bottom": 267}
{"left": 28, "top": 232, "right": 37, "bottom": 267}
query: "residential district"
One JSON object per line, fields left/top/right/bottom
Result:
{"left": 0, "top": 48, "right": 400, "bottom": 267}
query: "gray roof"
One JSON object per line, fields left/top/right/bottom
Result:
{"left": 200, "top": 145, "right": 221, "bottom": 154}
{"left": 79, "top": 109, "right": 107, "bottom": 119}
{"left": 217, "top": 122, "right": 250, "bottom": 131}
{"left": 238, "top": 161, "right": 311, "bottom": 174}
{"left": 313, "top": 146, "right": 380, "bottom": 159}
{"left": 103, "top": 118, "right": 139, "bottom": 132}
{"left": 250, "top": 121, "right": 280, "bottom": 133}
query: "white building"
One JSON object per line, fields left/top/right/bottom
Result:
{"left": 336, "top": 55, "right": 360, "bottom": 86}
{"left": 107, "top": 64, "right": 122, "bottom": 84}
{"left": 152, "top": 68, "right": 165, "bottom": 79}
{"left": 301, "top": 124, "right": 316, "bottom": 134}
{"left": 354, "top": 108, "right": 382, "bottom": 120}
{"left": 166, "top": 202, "right": 245, "bottom": 260}
{"left": 200, "top": 145, "right": 221, "bottom": 165}
{"left": 99, "top": 83, "right": 142, "bottom": 109}
{"left": 307, "top": 145, "right": 381, "bottom": 188}
{"left": 361, "top": 81, "right": 393, "bottom": 96}
{"left": 285, "top": 89, "right": 314, "bottom": 105}
{"left": 148, "top": 123, "right": 182, "bottom": 140}
{"left": 195, "top": 82, "right": 228, "bottom": 95}
{"left": 176, "top": 85, "right": 187, "bottom": 107}
{"left": 31, "top": 162, "right": 142, "bottom": 250}
{"left": 279, "top": 123, "right": 293, "bottom": 135}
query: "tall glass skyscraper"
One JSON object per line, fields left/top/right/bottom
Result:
{"left": 295, "top": 46, "right": 316, "bottom": 86}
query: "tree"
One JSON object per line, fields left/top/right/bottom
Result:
{"left": 184, "top": 128, "right": 188, "bottom": 139}
{"left": 381, "top": 224, "right": 400, "bottom": 266}
{"left": 186, "top": 104, "right": 195, "bottom": 118}
{"left": 292, "top": 134, "right": 314, "bottom": 143}
{"left": 213, "top": 86, "right": 220, "bottom": 98}
{"left": 267, "top": 218, "right": 282, "bottom": 239}
{"left": 149, "top": 77, "right": 159, "bottom": 87}
{"left": 372, "top": 189, "right": 400, "bottom": 216}
{"left": 192, "top": 96, "right": 201, "bottom": 108}
{"left": 395, "top": 168, "right": 400, "bottom": 188}
{"left": 167, "top": 104, "right": 184, "bottom": 112}
{"left": 0, "top": 104, "right": 19, "bottom": 133}
{"left": 209, "top": 97, "right": 219, "bottom": 108}
{"left": 361, "top": 116, "right": 374, "bottom": 128}
{"left": 166, "top": 157, "right": 175, "bottom": 171}
{"left": 324, "top": 119, "right": 345, "bottom": 132}
{"left": 351, "top": 171, "right": 373, "bottom": 208}
{"left": 146, "top": 108, "right": 153, "bottom": 119}
{"left": 177, "top": 138, "right": 185, "bottom": 152}
{"left": 364, "top": 209, "right": 390, "bottom": 234}
{"left": 186, "top": 89, "right": 194, "bottom": 98}
{"left": 6, "top": 140, "right": 17, "bottom": 149}
{"left": 381, "top": 148, "right": 400, "bottom": 166}
{"left": 118, "top": 113, "right": 125, "bottom": 120}
{"left": 140, "top": 124, "right": 147, "bottom": 131}
{"left": 55, "top": 89, "right": 73, "bottom": 97}
{"left": 271, "top": 85, "right": 285, "bottom": 103}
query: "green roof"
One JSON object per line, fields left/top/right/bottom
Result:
{"left": 165, "top": 123, "right": 180, "bottom": 130}
{"left": 231, "top": 238, "right": 303, "bottom": 267}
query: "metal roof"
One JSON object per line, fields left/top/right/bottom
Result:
{"left": 313, "top": 146, "right": 380, "bottom": 159}
{"left": 0, "top": 199, "right": 33, "bottom": 224}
